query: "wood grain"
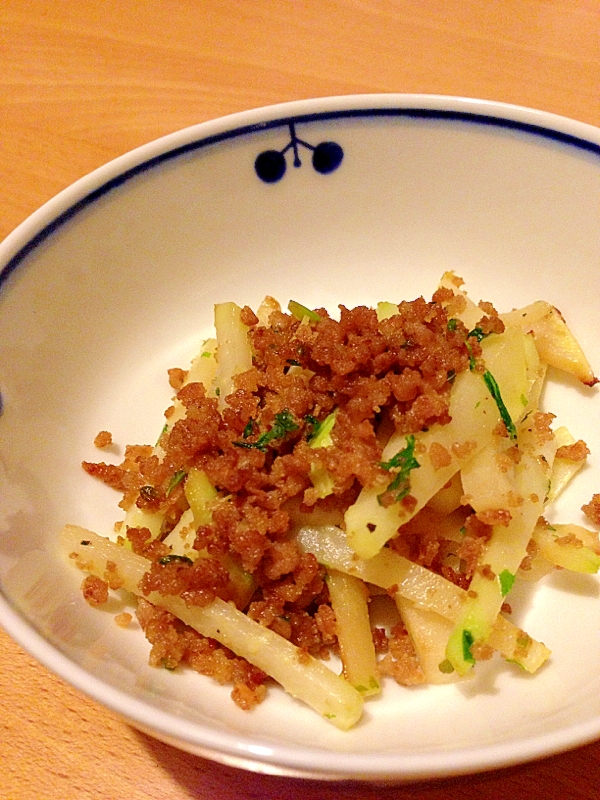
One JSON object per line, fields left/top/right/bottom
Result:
{"left": 1, "top": 1, "right": 599, "bottom": 797}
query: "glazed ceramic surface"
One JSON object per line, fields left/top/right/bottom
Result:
{"left": 0, "top": 95, "right": 599, "bottom": 780}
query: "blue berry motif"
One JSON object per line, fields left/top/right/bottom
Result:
{"left": 255, "top": 122, "right": 343, "bottom": 183}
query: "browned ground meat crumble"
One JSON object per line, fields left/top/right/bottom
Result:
{"left": 81, "top": 574, "right": 109, "bottom": 606}
{"left": 583, "top": 494, "right": 600, "bottom": 526}
{"left": 81, "top": 292, "right": 539, "bottom": 707}
{"left": 93, "top": 430, "right": 113, "bottom": 449}
{"left": 556, "top": 440, "right": 590, "bottom": 461}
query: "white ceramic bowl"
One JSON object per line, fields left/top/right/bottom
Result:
{"left": 1, "top": 95, "right": 599, "bottom": 782}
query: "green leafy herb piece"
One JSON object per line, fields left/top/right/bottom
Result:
{"left": 155, "top": 423, "right": 168, "bottom": 446}
{"left": 378, "top": 434, "right": 420, "bottom": 503}
{"left": 380, "top": 434, "right": 419, "bottom": 472}
{"left": 467, "top": 326, "right": 490, "bottom": 343}
{"left": 158, "top": 554, "right": 194, "bottom": 566}
{"left": 308, "top": 409, "right": 338, "bottom": 449}
{"left": 483, "top": 370, "right": 517, "bottom": 440}
{"left": 462, "top": 629, "right": 476, "bottom": 664}
{"left": 447, "top": 318, "right": 459, "bottom": 331}
{"left": 232, "top": 440, "right": 260, "bottom": 451}
{"left": 466, "top": 341, "right": 477, "bottom": 371}
{"left": 263, "top": 409, "right": 299, "bottom": 441}
{"left": 201, "top": 351, "right": 212, "bottom": 358}
{"left": 166, "top": 470, "right": 187, "bottom": 496}
{"left": 438, "top": 659, "right": 455, "bottom": 674}
{"left": 465, "top": 326, "right": 495, "bottom": 370}
{"left": 242, "top": 419, "right": 256, "bottom": 439}
{"left": 499, "top": 569, "right": 516, "bottom": 596}
{"left": 304, "top": 414, "right": 320, "bottom": 442}
{"left": 288, "top": 300, "right": 321, "bottom": 323}
{"left": 233, "top": 409, "right": 299, "bottom": 452}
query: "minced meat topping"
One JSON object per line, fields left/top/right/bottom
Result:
{"left": 77, "top": 292, "right": 522, "bottom": 707}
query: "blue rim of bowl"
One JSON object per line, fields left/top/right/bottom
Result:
{"left": 1, "top": 95, "right": 600, "bottom": 781}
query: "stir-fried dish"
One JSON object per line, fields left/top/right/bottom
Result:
{"left": 62, "top": 273, "right": 600, "bottom": 730}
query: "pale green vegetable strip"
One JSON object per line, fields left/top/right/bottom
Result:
{"left": 212, "top": 302, "right": 253, "bottom": 408}
{"left": 436, "top": 271, "right": 484, "bottom": 329}
{"left": 308, "top": 409, "right": 338, "bottom": 499}
{"left": 500, "top": 300, "right": 552, "bottom": 330}
{"left": 309, "top": 465, "right": 335, "bottom": 500}
{"left": 288, "top": 300, "right": 320, "bottom": 323}
{"left": 460, "top": 439, "right": 517, "bottom": 514}
{"left": 61, "top": 526, "right": 363, "bottom": 730}
{"left": 532, "top": 522, "right": 600, "bottom": 574}
{"left": 298, "top": 526, "right": 462, "bottom": 615}
{"left": 163, "top": 509, "right": 256, "bottom": 608}
{"left": 186, "top": 337, "right": 218, "bottom": 386}
{"left": 523, "top": 361, "right": 548, "bottom": 417}
{"left": 486, "top": 615, "right": 550, "bottom": 674}
{"left": 296, "top": 525, "right": 549, "bottom": 672}
{"left": 184, "top": 467, "right": 218, "bottom": 528}
{"left": 477, "top": 325, "right": 541, "bottom": 423}
{"left": 500, "top": 300, "right": 597, "bottom": 386}
{"left": 548, "top": 426, "right": 588, "bottom": 503}
{"left": 126, "top": 340, "right": 216, "bottom": 544}
{"left": 395, "top": 597, "right": 459, "bottom": 685}
{"left": 516, "top": 550, "right": 556, "bottom": 583}
{"left": 376, "top": 301, "right": 399, "bottom": 322}
{"left": 154, "top": 338, "right": 218, "bottom": 459}
{"left": 124, "top": 340, "right": 219, "bottom": 537}
{"left": 445, "top": 422, "right": 554, "bottom": 676}
{"left": 169, "top": 470, "right": 255, "bottom": 607}
{"left": 345, "top": 327, "right": 535, "bottom": 560}
{"left": 461, "top": 334, "right": 539, "bottom": 520}
{"left": 121, "top": 506, "right": 164, "bottom": 542}
{"left": 161, "top": 508, "right": 196, "bottom": 558}
{"left": 309, "top": 464, "right": 335, "bottom": 500}
{"left": 256, "top": 296, "right": 281, "bottom": 327}
{"left": 425, "top": 472, "right": 463, "bottom": 516}
{"left": 310, "top": 409, "right": 338, "bottom": 449}
{"left": 326, "top": 569, "right": 380, "bottom": 696}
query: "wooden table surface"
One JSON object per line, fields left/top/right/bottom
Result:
{"left": 1, "top": 1, "right": 599, "bottom": 798}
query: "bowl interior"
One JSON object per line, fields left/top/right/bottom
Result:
{"left": 1, "top": 97, "right": 599, "bottom": 779}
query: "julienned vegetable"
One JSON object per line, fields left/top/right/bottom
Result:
{"left": 64, "top": 273, "right": 599, "bottom": 730}
{"left": 482, "top": 370, "right": 517, "bottom": 440}
{"left": 62, "top": 526, "right": 363, "bottom": 731}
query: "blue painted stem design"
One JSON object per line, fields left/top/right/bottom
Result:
{"left": 255, "top": 122, "right": 343, "bottom": 183}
